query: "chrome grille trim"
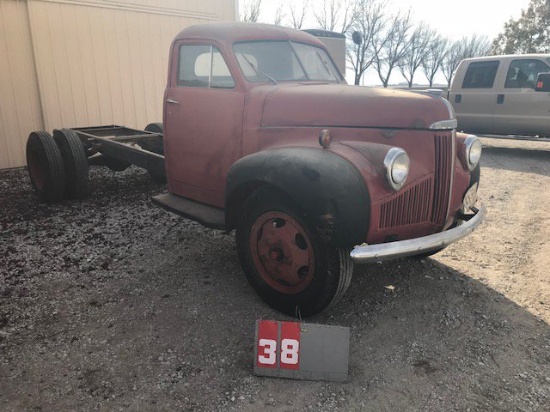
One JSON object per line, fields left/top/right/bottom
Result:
{"left": 378, "top": 131, "right": 454, "bottom": 230}
{"left": 431, "top": 132, "right": 454, "bottom": 225}
{"left": 379, "top": 178, "right": 432, "bottom": 229}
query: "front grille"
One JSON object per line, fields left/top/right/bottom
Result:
{"left": 379, "top": 132, "right": 454, "bottom": 230}
{"left": 431, "top": 133, "right": 453, "bottom": 225}
{"left": 379, "top": 178, "right": 432, "bottom": 229}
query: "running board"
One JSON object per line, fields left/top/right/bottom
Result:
{"left": 152, "top": 193, "right": 225, "bottom": 230}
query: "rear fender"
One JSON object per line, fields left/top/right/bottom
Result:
{"left": 225, "top": 147, "right": 370, "bottom": 246}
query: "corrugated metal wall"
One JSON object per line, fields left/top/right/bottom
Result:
{"left": 0, "top": 0, "right": 236, "bottom": 169}
{"left": 0, "top": 0, "right": 44, "bottom": 169}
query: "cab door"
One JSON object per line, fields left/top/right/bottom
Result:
{"left": 164, "top": 43, "right": 244, "bottom": 207}
{"left": 451, "top": 60, "right": 500, "bottom": 134}
{"left": 492, "top": 58, "right": 550, "bottom": 136}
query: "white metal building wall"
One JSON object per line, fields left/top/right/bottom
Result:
{"left": 0, "top": 0, "right": 44, "bottom": 170}
{"left": 0, "top": 0, "right": 236, "bottom": 169}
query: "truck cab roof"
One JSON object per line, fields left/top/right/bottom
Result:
{"left": 459, "top": 54, "right": 550, "bottom": 63}
{"left": 173, "top": 22, "right": 326, "bottom": 47}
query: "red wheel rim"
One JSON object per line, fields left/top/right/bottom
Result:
{"left": 250, "top": 211, "right": 315, "bottom": 294}
{"left": 28, "top": 149, "right": 45, "bottom": 190}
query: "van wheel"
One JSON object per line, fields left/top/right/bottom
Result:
{"left": 26, "top": 131, "right": 66, "bottom": 203}
{"left": 53, "top": 129, "right": 89, "bottom": 199}
{"left": 236, "top": 190, "right": 353, "bottom": 317}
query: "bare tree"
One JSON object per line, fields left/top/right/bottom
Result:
{"left": 462, "top": 34, "right": 491, "bottom": 59}
{"left": 440, "top": 40, "right": 463, "bottom": 87}
{"left": 288, "top": 0, "right": 309, "bottom": 29}
{"left": 441, "top": 35, "right": 491, "bottom": 87}
{"left": 241, "top": 0, "right": 262, "bottom": 23}
{"left": 398, "top": 23, "right": 433, "bottom": 88}
{"left": 422, "top": 35, "right": 448, "bottom": 87}
{"left": 374, "top": 11, "right": 413, "bottom": 87}
{"left": 274, "top": 4, "right": 285, "bottom": 26}
{"left": 314, "top": 0, "right": 357, "bottom": 34}
{"left": 347, "top": 0, "right": 387, "bottom": 85}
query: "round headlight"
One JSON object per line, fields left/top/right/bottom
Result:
{"left": 384, "top": 148, "right": 410, "bottom": 191}
{"left": 465, "top": 135, "right": 482, "bottom": 170}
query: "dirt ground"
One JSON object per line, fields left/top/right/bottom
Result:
{"left": 1, "top": 137, "right": 549, "bottom": 411}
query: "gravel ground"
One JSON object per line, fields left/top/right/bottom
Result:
{"left": 1, "top": 137, "right": 549, "bottom": 411}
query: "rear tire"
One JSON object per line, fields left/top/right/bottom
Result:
{"left": 144, "top": 123, "right": 166, "bottom": 183}
{"left": 144, "top": 122, "right": 163, "bottom": 134}
{"left": 53, "top": 128, "right": 89, "bottom": 199}
{"left": 26, "top": 131, "right": 66, "bottom": 203}
{"left": 142, "top": 122, "right": 164, "bottom": 155}
{"left": 236, "top": 189, "right": 353, "bottom": 317}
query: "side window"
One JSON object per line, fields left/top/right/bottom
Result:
{"left": 178, "top": 45, "right": 235, "bottom": 89}
{"left": 462, "top": 61, "right": 499, "bottom": 89}
{"left": 505, "top": 59, "right": 550, "bottom": 89}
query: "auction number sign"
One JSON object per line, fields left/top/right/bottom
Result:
{"left": 254, "top": 320, "right": 350, "bottom": 382}
{"left": 257, "top": 320, "right": 300, "bottom": 369}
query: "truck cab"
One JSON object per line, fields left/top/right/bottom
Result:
{"left": 154, "top": 22, "right": 485, "bottom": 316}
{"left": 449, "top": 54, "right": 550, "bottom": 136}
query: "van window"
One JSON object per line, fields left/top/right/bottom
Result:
{"left": 178, "top": 45, "right": 235, "bottom": 88}
{"left": 505, "top": 59, "right": 550, "bottom": 89}
{"left": 462, "top": 61, "right": 499, "bottom": 89}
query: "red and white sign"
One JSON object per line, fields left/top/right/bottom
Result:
{"left": 256, "top": 320, "right": 300, "bottom": 370}
{"left": 254, "top": 320, "right": 350, "bottom": 382}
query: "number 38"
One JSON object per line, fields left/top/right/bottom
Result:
{"left": 258, "top": 338, "right": 299, "bottom": 365}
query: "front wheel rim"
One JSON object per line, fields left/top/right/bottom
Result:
{"left": 250, "top": 211, "right": 315, "bottom": 294}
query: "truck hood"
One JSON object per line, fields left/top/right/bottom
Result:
{"left": 260, "top": 84, "right": 451, "bottom": 129}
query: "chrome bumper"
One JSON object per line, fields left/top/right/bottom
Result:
{"left": 350, "top": 204, "right": 486, "bottom": 263}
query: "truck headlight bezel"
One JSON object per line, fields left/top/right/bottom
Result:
{"left": 384, "top": 148, "right": 410, "bottom": 191}
{"left": 465, "top": 135, "right": 482, "bottom": 171}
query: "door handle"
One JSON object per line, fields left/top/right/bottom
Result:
{"left": 166, "top": 98, "right": 179, "bottom": 104}
{"left": 497, "top": 94, "right": 505, "bottom": 104}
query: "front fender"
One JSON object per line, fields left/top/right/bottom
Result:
{"left": 225, "top": 147, "right": 370, "bottom": 246}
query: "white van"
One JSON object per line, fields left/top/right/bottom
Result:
{"left": 448, "top": 54, "right": 550, "bottom": 136}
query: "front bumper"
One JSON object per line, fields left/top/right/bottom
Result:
{"left": 350, "top": 204, "right": 486, "bottom": 263}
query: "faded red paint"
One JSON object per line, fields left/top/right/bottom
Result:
{"left": 163, "top": 22, "right": 473, "bottom": 245}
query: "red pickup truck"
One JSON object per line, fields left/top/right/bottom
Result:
{"left": 26, "top": 23, "right": 485, "bottom": 316}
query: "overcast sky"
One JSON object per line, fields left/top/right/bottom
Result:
{"left": 390, "top": 0, "right": 531, "bottom": 41}
{"left": 244, "top": 0, "right": 532, "bottom": 85}
{"left": 249, "top": 0, "right": 531, "bottom": 40}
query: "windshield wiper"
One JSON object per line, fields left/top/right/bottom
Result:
{"left": 241, "top": 55, "right": 277, "bottom": 85}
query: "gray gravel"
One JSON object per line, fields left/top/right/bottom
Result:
{"left": 1, "top": 140, "right": 549, "bottom": 411}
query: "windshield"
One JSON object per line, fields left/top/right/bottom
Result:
{"left": 233, "top": 41, "right": 341, "bottom": 83}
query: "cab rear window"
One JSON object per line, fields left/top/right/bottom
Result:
{"left": 462, "top": 61, "right": 499, "bottom": 89}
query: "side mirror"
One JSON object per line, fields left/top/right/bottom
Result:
{"left": 535, "top": 72, "right": 550, "bottom": 91}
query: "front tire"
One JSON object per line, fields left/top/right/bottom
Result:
{"left": 236, "top": 190, "right": 353, "bottom": 317}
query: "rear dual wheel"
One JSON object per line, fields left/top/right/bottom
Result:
{"left": 53, "top": 129, "right": 89, "bottom": 199}
{"left": 26, "top": 131, "right": 65, "bottom": 203}
{"left": 236, "top": 190, "right": 353, "bottom": 317}
{"left": 26, "top": 129, "right": 89, "bottom": 202}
